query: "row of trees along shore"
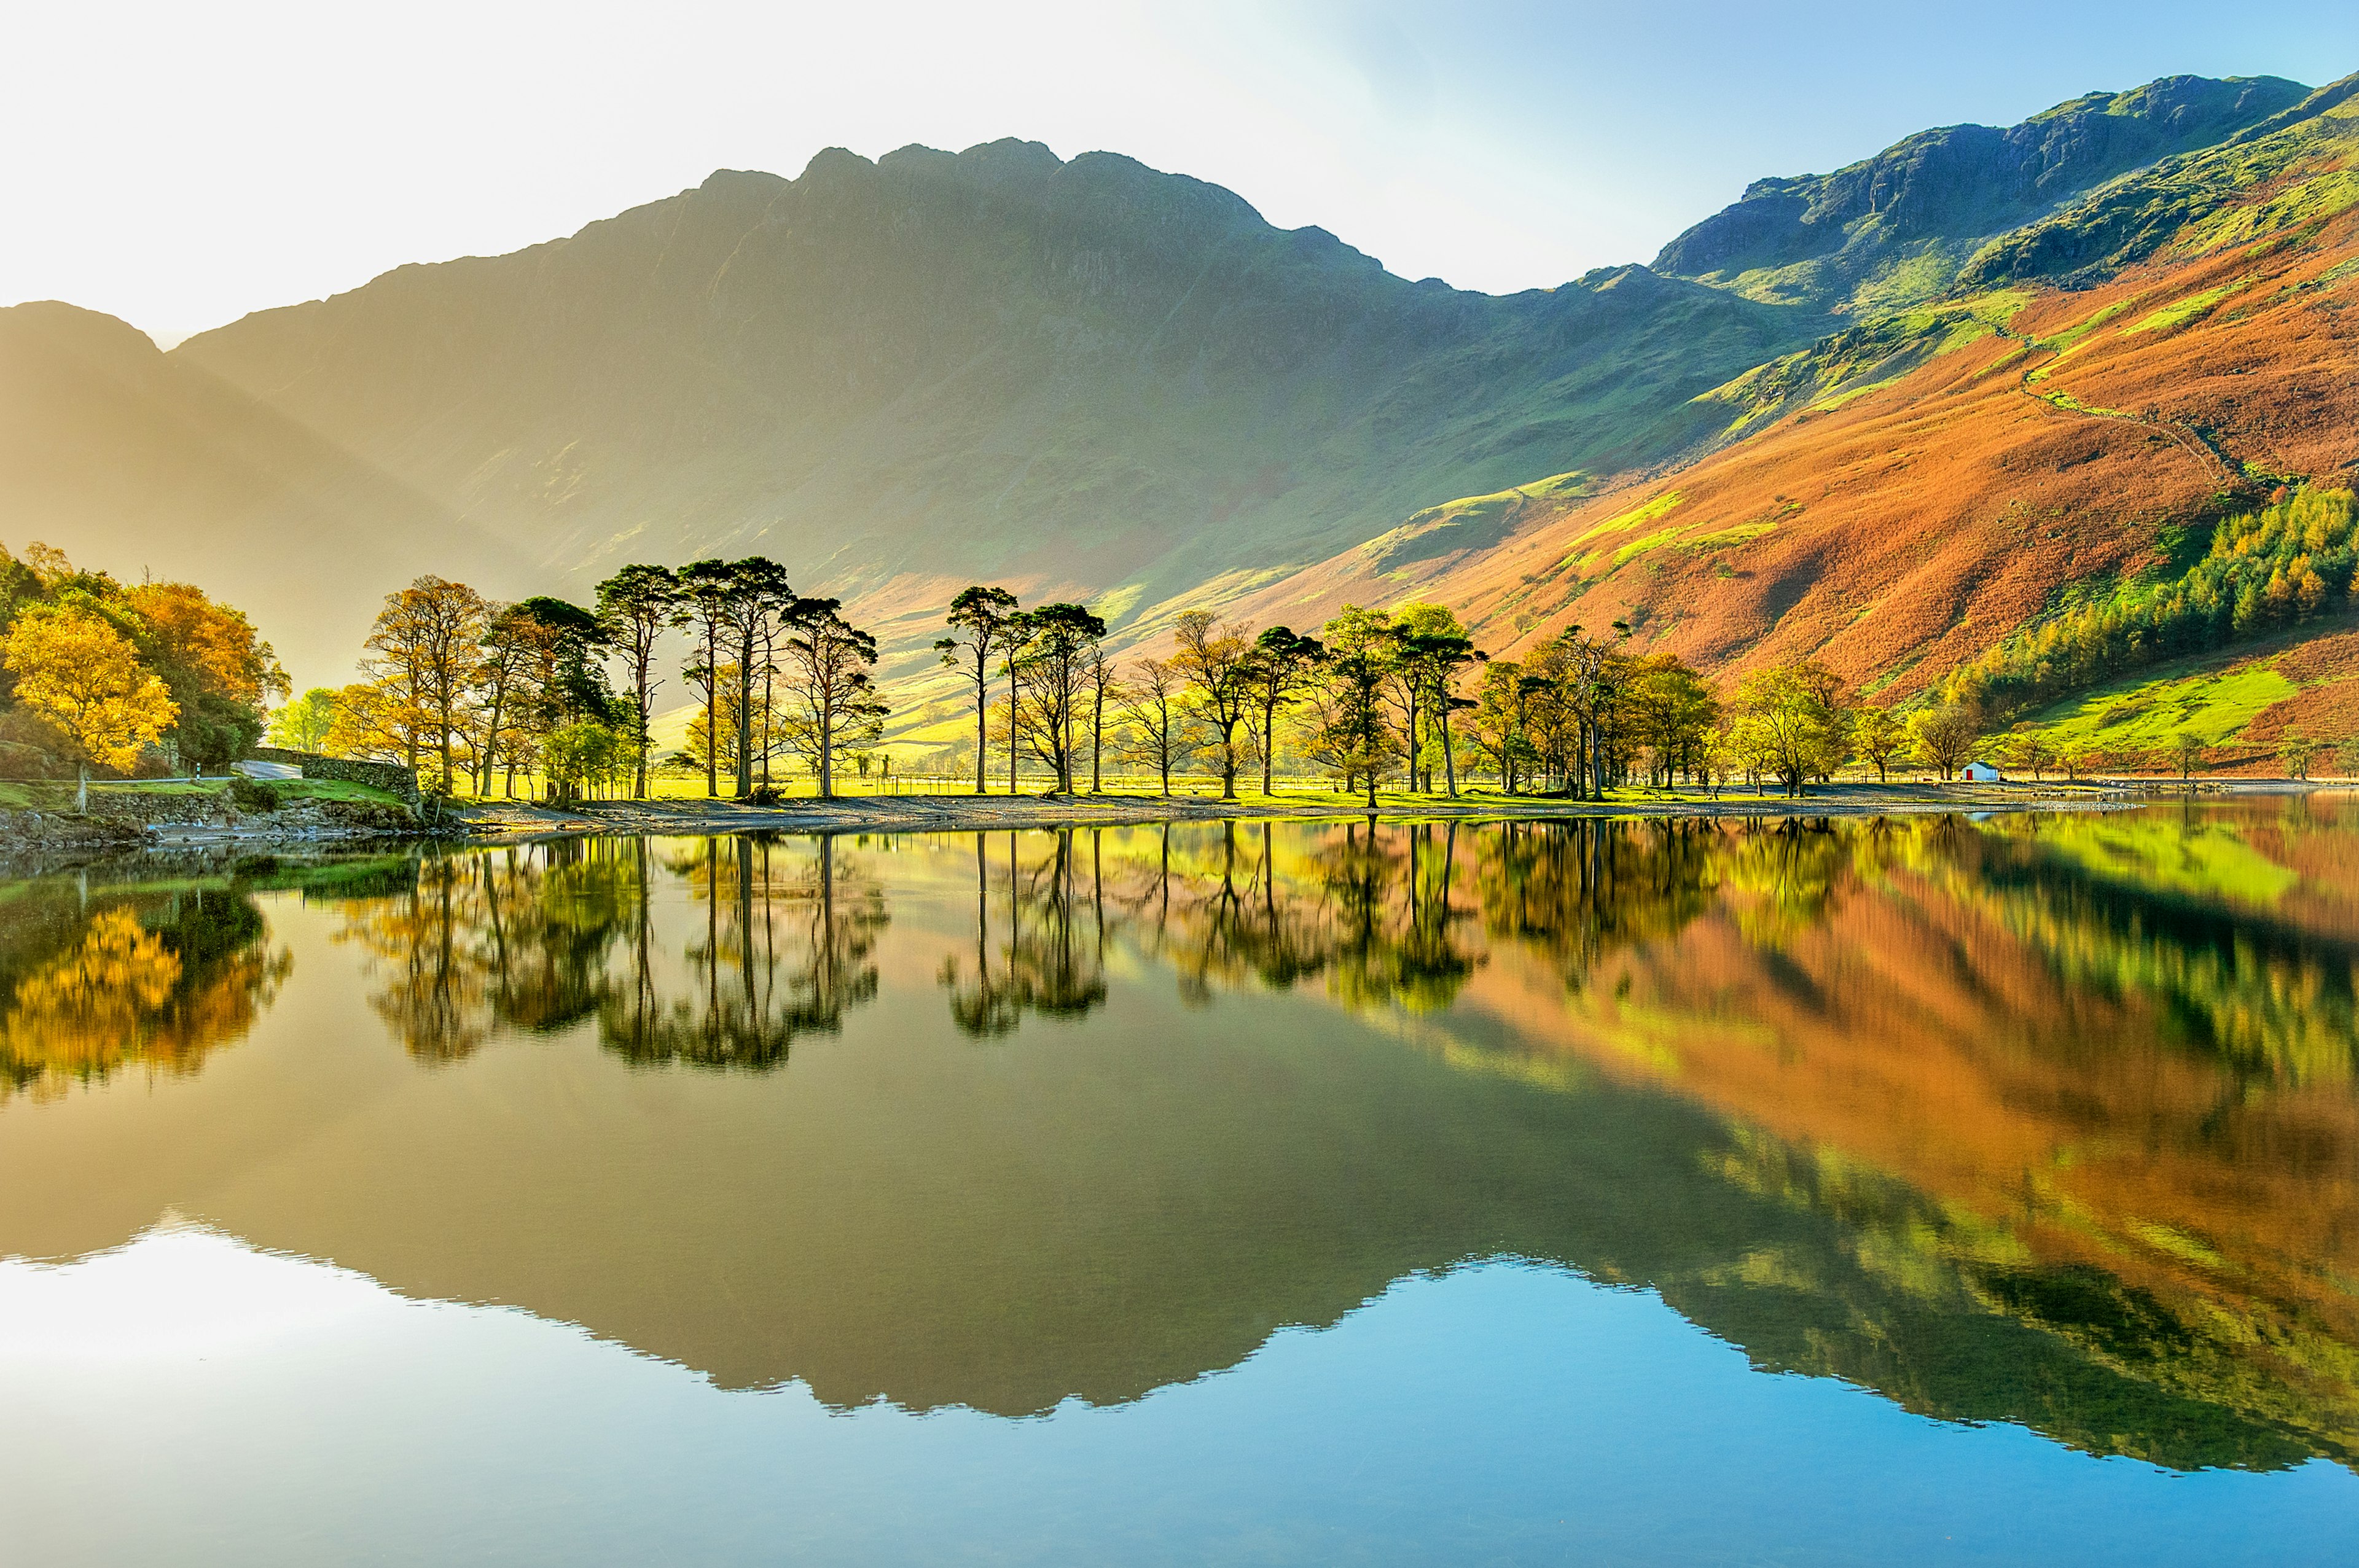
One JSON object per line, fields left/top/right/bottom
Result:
{"left": 283, "top": 563, "right": 885, "bottom": 802}
{"left": 291, "top": 556, "right": 2347, "bottom": 806}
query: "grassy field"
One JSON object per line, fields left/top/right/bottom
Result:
{"left": 0, "top": 776, "right": 411, "bottom": 811}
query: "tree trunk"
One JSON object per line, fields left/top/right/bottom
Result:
{"left": 1262, "top": 697, "right": 1278, "bottom": 795}
{"left": 1090, "top": 682, "right": 1104, "bottom": 793}
{"left": 1439, "top": 701, "right": 1458, "bottom": 798}
{"left": 975, "top": 668, "right": 989, "bottom": 795}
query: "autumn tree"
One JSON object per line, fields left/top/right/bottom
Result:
{"left": 123, "top": 582, "right": 288, "bottom": 768}
{"left": 1625, "top": 654, "right": 1719, "bottom": 789}
{"left": 473, "top": 604, "right": 551, "bottom": 795}
{"left": 1, "top": 604, "right": 177, "bottom": 806}
{"left": 1469, "top": 660, "right": 1534, "bottom": 792}
{"left": 1119, "top": 655, "right": 1191, "bottom": 796}
{"left": 937, "top": 586, "right": 1023, "bottom": 795}
{"left": 595, "top": 564, "right": 679, "bottom": 797}
{"left": 362, "top": 575, "right": 489, "bottom": 789}
{"left": 1172, "top": 609, "right": 1257, "bottom": 799}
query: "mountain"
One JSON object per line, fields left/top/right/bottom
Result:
{"left": 4, "top": 71, "right": 2353, "bottom": 722}
{"left": 0, "top": 302, "right": 525, "bottom": 681}
{"left": 1652, "top": 75, "right": 2312, "bottom": 314}
{"left": 150, "top": 142, "right": 1807, "bottom": 680}
{"left": 1235, "top": 72, "right": 2359, "bottom": 754}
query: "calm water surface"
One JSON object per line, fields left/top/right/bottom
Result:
{"left": 5, "top": 803, "right": 2359, "bottom": 1564}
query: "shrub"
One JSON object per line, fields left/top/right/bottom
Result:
{"left": 747, "top": 783, "right": 783, "bottom": 807}
{"left": 229, "top": 775, "right": 282, "bottom": 813}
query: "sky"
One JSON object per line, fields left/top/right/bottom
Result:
{"left": 6, "top": 1, "right": 2357, "bottom": 346}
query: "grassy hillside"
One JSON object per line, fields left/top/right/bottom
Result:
{"left": 1653, "top": 75, "right": 2309, "bottom": 314}
{"left": 1236, "top": 71, "right": 2359, "bottom": 746}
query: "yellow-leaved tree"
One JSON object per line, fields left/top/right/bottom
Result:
{"left": 1, "top": 603, "right": 178, "bottom": 806}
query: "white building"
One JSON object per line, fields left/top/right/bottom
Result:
{"left": 1962, "top": 761, "right": 2003, "bottom": 782}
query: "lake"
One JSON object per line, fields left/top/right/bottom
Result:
{"left": 4, "top": 802, "right": 2358, "bottom": 1565}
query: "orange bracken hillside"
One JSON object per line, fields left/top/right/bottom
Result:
{"left": 1233, "top": 207, "right": 2359, "bottom": 706}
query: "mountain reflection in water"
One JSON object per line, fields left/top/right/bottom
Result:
{"left": 4, "top": 801, "right": 2357, "bottom": 1476}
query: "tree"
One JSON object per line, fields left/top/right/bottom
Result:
{"left": 777, "top": 598, "right": 885, "bottom": 798}
{"left": 1852, "top": 704, "right": 1904, "bottom": 784}
{"left": 1248, "top": 626, "right": 1326, "bottom": 795}
{"left": 1469, "top": 660, "right": 1533, "bottom": 793}
{"left": 1119, "top": 655, "right": 1189, "bottom": 796}
{"left": 1998, "top": 730, "right": 2056, "bottom": 781}
{"left": 2173, "top": 730, "right": 2206, "bottom": 789}
{"left": 937, "top": 587, "right": 1023, "bottom": 795}
{"left": 595, "top": 564, "right": 679, "bottom": 797}
{"left": 2, "top": 604, "right": 177, "bottom": 805}
{"left": 545, "top": 720, "right": 626, "bottom": 802}
{"left": 323, "top": 681, "right": 408, "bottom": 764}
{"left": 1627, "top": 654, "right": 1719, "bottom": 789}
{"left": 719, "top": 558, "right": 794, "bottom": 798}
{"left": 684, "top": 665, "right": 774, "bottom": 784}
{"left": 474, "top": 604, "right": 552, "bottom": 796}
{"left": 123, "top": 581, "right": 288, "bottom": 768}
{"left": 1312, "top": 606, "right": 1403, "bottom": 807}
{"left": 1172, "top": 609, "right": 1257, "bottom": 799}
{"left": 1395, "top": 614, "right": 1482, "bottom": 798}
{"left": 2280, "top": 733, "right": 2323, "bottom": 781}
{"left": 676, "top": 560, "right": 738, "bottom": 798}
{"left": 1733, "top": 662, "right": 1846, "bottom": 795}
{"left": 361, "top": 575, "right": 488, "bottom": 790}
{"left": 267, "top": 688, "right": 338, "bottom": 752}
{"left": 1909, "top": 703, "right": 1982, "bottom": 781}
{"left": 1085, "top": 639, "right": 1120, "bottom": 793}
{"left": 1011, "top": 603, "right": 1106, "bottom": 794}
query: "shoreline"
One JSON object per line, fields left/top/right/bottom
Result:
{"left": 446, "top": 777, "right": 2341, "bottom": 843}
{"left": 4, "top": 779, "right": 2340, "bottom": 861}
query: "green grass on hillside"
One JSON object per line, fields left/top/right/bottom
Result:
{"left": 2021, "top": 660, "right": 2296, "bottom": 754}
{"left": 2122, "top": 279, "right": 2248, "bottom": 335}
{"left": 2026, "top": 812, "right": 2301, "bottom": 907}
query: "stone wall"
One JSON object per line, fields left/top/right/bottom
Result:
{"left": 249, "top": 747, "right": 421, "bottom": 803}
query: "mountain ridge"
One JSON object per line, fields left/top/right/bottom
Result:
{"left": 6, "top": 68, "right": 2354, "bottom": 731}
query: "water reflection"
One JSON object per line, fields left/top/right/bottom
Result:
{"left": 6, "top": 802, "right": 2359, "bottom": 1477}
{"left": 0, "top": 873, "right": 291, "bottom": 1104}
{"left": 334, "top": 837, "right": 885, "bottom": 1069}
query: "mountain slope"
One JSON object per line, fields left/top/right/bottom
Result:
{"left": 1654, "top": 74, "right": 2310, "bottom": 315}
{"left": 1235, "top": 71, "right": 2359, "bottom": 745}
{"left": 162, "top": 142, "right": 1810, "bottom": 671}
{"left": 0, "top": 302, "right": 525, "bottom": 680}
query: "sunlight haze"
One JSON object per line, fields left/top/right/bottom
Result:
{"left": 7, "top": 0, "right": 2355, "bottom": 343}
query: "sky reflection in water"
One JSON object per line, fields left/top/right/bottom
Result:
{"left": 4, "top": 801, "right": 2359, "bottom": 1564}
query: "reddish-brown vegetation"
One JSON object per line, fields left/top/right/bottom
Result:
{"left": 1232, "top": 211, "right": 2359, "bottom": 704}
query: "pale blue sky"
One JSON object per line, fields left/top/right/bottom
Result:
{"left": 6, "top": 1, "right": 2355, "bottom": 343}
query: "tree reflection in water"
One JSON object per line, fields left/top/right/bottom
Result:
{"left": 335, "top": 835, "right": 885, "bottom": 1070}
{"left": 0, "top": 877, "right": 289, "bottom": 1103}
{"left": 941, "top": 829, "right": 1108, "bottom": 1037}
